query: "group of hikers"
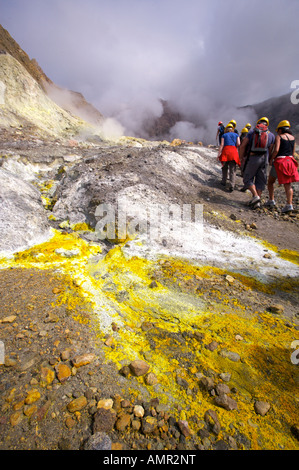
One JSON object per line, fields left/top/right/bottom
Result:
{"left": 216, "top": 117, "right": 299, "bottom": 212}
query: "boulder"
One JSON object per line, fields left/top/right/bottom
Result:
{"left": 0, "top": 168, "right": 51, "bottom": 255}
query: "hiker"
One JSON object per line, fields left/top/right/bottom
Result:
{"left": 267, "top": 120, "right": 299, "bottom": 213}
{"left": 217, "top": 123, "right": 241, "bottom": 191}
{"left": 216, "top": 121, "right": 225, "bottom": 145}
{"left": 239, "top": 117, "right": 275, "bottom": 208}
{"left": 240, "top": 127, "right": 249, "bottom": 143}
{"left": 228, "top": 120, "right": 239, "bottom": 135}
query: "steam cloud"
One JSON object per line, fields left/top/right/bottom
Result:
{"left": 1, "top": 0, "right": 298, "bottom": 143}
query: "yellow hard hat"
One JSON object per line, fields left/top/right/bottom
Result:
{"left": 257, "top": 117, "right": 269, "bottom": 126}
{"left": 229, "top": 120, "right": 237, "bottom": 128}
{"left": 245, "top": 123, "right": 251, "bottom": 129}
{"left": 225, "top": 123, "right": 234, "bottom": 130}
{"left": 276, "top": 120, "right": 290, "bottom": 131}
{"left": 241, "top": 127, "right": 249, "bottom": 133}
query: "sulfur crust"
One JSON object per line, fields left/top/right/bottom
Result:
{"left": 0, "top": 230, "right": 298, "bottom": 449}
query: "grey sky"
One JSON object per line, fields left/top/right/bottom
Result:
{"left": 1, "top": 0, "right": 298, "bottom": 140}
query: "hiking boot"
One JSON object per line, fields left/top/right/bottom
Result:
{"left": 249, "top": 196, "right": 261, "bottom": 206}
{"left": 281, "top": 204, "right": 293, "bottom": 213}
{"left": 264, "top": 200, "right": 276, "bottom": 208}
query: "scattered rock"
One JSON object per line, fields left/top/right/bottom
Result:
{"left": 141, "top": 416, "right": 158, "bottom": 435}
{"left": 178, "top": 420, "right": 192, "bottom": 437}
{"left": 93, "top": 408, "right": 117, "bottom": 433}
{"left": 219, "top": 349, "right": 241, "bottom": 362}
{"left": 214, "top": 393, "right": 238, "bottom": 411}
{"left": 10, "top": 411, "right": 23, "bottom": 426}
{"left": 25, "top": 389, "right": 41, "bottom": 405}
{"left": 219, "top": 372, "right": 231, "bottom": 382}
{"left": 40, "top": 366, "right": 55, "bottom": 386}
{"left": 84, "top": 432, "right": 112, "bottom": 450}
{"left": 205, "top": 340, "right": 219, "bottom": 351}
{"left": 97, "top": 398, "right": 113, "bottom": 410}
{"left": 55, "top": 363, "right": 71, "bottom": 383}
{"left": 145, "top": 372, "right": 158, "bottom": 385}
{"left": 67, "top": 396, "right": 88, "bottom": 413}
{"left": 199, "top": 376, "right": 215, "bottom": 392}
{"left": 204, "top": 409, "right": 221, "bottom": 435}
{"left": 0, "top": 315, "right": 17, "bottom": 323}
{"left": 129, "top": 360, "right": 150, "bottom": 377}
{"left": 254, "top": 401, "right": 271, "bottom": 416}
{"left": 267, "top": 304, "right": 284, "bottom": 314}
{"left": 72, "top": 353, "right": 96, "bottom": 368}
{"left": 115, "top": 413, "right": 131, "bottom": 431}
{"left": 133, "top": 405, "right": 145, "bottom": 418}
{"left": 215, "top": 383, "right": 230, "bottom": 395}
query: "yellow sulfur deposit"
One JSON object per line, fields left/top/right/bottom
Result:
{"left": 0, "top": 229, "right": 298, "bottom": 450}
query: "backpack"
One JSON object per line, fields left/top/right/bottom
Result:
{"left": 219, "top": 124, "right": 224, "bottom": 136}
{"left": 250, "top": 123, "right": 269, "bottom": 153}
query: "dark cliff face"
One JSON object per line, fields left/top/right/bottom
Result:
{"left": 242, "top": 93, "right": 299, "bottom": 138}
{"left": 142, "top": 100, "right": 183, "bottom": 140}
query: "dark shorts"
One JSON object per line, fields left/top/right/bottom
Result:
{"left": 243, "top": 155, "right": 268, "bottom": 191}
{"left": 269, "top": 164, "right": 277, "bottom": 178}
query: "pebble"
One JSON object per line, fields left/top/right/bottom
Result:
{"left": 93, "top": 408, "right": 117, "bottom": 433}
{"left": 10, "top": 411, "right": 23, "bottom": 426}
{"left": 219, "top": 349, "right": 241, "bottom": 362}
{"left": 219, "top": 372, "right": 231, "bottom": 382}
{"left": 97, "top": 398, "right": 113, "bottom": 410}
{"left": 55, "top": 363, "right": 72, "bottom": 383}
{"left": 215, "top": 383, "right": 230, "bottom": 395}
{"left": 254, "top": 401, "right": 271, "bottom": 416}
{"left": 129, "top": 359, "right": 150, "bottom": 376}
{"left": 199, "top": 376, "right": 215, "bottom": 391}
{"left": 145, "top": 372, "right": 158, "bottom": 385}
{"left": 142, "top": 416, "right": 158, "bottom": 435}
{"left": 24, "top": 404, "right": 38, "bottom": 417}
{"left": 84, "top": 432, "right": 112, "bottom": 450}
{"left": 72, "top": 353, "right": 96, "bottom": 368}
{"left": 115, "top": 413, "right": 131, "bottom": 431}
{"left": 67, "top": 396, "right": 88, "bottom": 413}
{"left": 205, "top": 340, "right": 219, "bottom": 351}
{"left": 268, "top": 304, "right": 284, "bottom": 314}
{"left": 204, "top": 409, "right": 221, "bottom": 435}
{"left": 1, "top": 315, "right": 17, "bottom": 323}
{"left": 134, "top": 405, "right": 145, "bottom": 418}
{"left": 214, "top": 393, "right": 238, "bottom": 411}
{"left": 40, "top": 366, "right": 55, "bottom": 386}
{"left": 177, "top": 420, "right": 192, "bottom": 437}
{"left": 25, "top": 389, "right": 41, "bottom": 405}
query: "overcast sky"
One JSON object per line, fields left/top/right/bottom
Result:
{"left": 1, "top": 0, "right": 298, "bottom": 141}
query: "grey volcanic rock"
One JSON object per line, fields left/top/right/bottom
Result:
{"left": 0, "top": 168, "right": 51, "bottom": 255}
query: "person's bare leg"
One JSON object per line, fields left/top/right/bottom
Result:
{"left": 267, "top": 175, "right": 276, "bottom": 201}
{"left": 284, "top": 183, "right": 293, "bottom": 205}
{"left": 248, "top": 184, "right": 258, "bottom": 197}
